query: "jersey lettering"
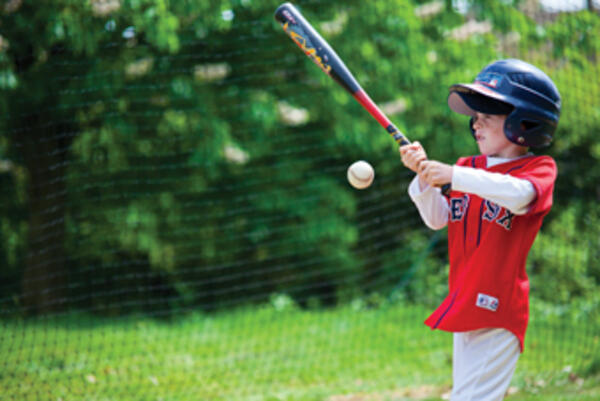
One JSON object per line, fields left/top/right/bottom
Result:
{"left": 496, "top": 209, "right": 515, "bottom": 230}
{"left": 482, "top": 200, "right": 501, "bottom": 222}
{"left": 450, "top": 195, "right": 469, "bottom": 222}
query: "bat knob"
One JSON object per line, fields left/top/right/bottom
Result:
{"left": 441, "top": 183, "right": 451, "bottom": 195}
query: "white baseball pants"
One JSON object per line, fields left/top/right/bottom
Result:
{"left": 451, "top": 328, "right": 520, "bottom": 401}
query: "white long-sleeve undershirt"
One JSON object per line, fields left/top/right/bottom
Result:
{"left": 408, "top": 157, "right": 536, "bottom": 230}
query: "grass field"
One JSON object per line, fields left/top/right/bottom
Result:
{"left": 1, "top": 302, "right": 598, "bottom": 401}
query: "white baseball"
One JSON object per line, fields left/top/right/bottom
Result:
{"left": 347, "top": 160, "right": 374, "bottom": 189}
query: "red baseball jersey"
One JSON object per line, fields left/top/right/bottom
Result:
{"left": 424, "top": 154, "right": 557, "bottom": 351}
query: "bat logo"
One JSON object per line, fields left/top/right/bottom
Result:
{"left": 281, "top": 9, "right": 297, "bottom": 24}
{"left": 282, "top": 22, "right": 332, "bottom": 74}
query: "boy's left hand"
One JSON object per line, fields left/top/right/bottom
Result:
{"left": 418, "top": 160, "right": 453, "bottom": 187}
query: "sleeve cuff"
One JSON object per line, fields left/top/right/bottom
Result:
{"left": 408, "top": 175, "right": 441, "bottom": 199}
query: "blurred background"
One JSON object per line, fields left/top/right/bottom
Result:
{"left": 0, "top": 0, "right": 598, "bottom": 400}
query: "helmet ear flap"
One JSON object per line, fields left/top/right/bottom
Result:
{"left": 504, "top": 112, "right": 554, "bottom": 148}
{"left": 504, "top": 112, "right": 525, "bottom": 145}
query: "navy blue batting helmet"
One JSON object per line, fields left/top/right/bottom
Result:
{"left": 448, "top": 59, "right": 561, "bottom": 148}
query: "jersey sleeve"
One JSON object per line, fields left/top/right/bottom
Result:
{"left": 451, "top": 166, "right": 536, "bottom": 215}
{"left": 511, "top": 156, "right": 557, "bottom": 215}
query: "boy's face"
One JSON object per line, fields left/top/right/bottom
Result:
{"left": 472, "top": 113, "right": 525, "bottom": 158}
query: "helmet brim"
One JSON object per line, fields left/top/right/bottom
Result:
{"left": 448, "top": 83, "right": 513, "bottom": 116}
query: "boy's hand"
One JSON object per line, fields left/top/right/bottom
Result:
{"left": 399, "top": 141, "right": 427, "bottom": 173}
{"left": 400, "top": 142, "right": 453, "bottom": 191}
{"left": 418, "top": 160, "right": 453, "bottom": 187}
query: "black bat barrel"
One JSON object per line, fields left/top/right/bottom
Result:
{"left": 274, "top": 2, "right": 361, "bottom": 94}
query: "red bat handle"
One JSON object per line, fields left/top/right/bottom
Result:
{"left": 353, "top": 90, "right": 410, "bottom": 146}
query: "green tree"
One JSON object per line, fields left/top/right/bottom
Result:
{"left": 1, "top": 0, "right": 598, "bottom": 316}
{"left": 2, "top": 0, "right": 195, "bottom": 313}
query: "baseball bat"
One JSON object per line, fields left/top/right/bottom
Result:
{"left": 274, "top": 2, "right": 451, "bottom": 194}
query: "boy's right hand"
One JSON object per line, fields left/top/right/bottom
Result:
{"left": 399, "top": 141, "right": 427, "bottom": 173}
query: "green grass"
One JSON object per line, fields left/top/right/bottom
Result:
{"left": 0, "top": 303, "right": 598, "bottom": 401}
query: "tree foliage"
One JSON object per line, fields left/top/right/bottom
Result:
{"left": 0, "top": 0, "right": 598, "bottom": 315}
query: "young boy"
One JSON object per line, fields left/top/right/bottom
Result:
{"left": 400, "top": 59, "right": 561, "bottom": 401}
